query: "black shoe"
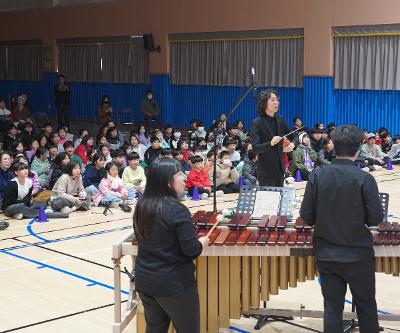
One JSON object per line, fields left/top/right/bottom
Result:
{"left": 0, "top": 221, "right": 9, "bottom": 231}
{"left": 119, "top": 204, "right": 132, "bottom": 213}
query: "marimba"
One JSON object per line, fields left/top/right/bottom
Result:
{"left": 112, "top": 212, "right": 400, "bottom": 333}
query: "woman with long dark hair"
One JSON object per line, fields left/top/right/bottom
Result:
{"left": 133, "top": 158, "right": 209, "bottom": 333}
{"left": 48, "top": 152, "right": 70, "bottom": 189}
{"left": 250, "top": 89, "right": 295, "bottom": 186}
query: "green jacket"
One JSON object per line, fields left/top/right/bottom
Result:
{"left": 31, "top": 156, "right": 51, "bottom": 186}
{"left": 290, "top": 146, "right": 318, "bottom": 175}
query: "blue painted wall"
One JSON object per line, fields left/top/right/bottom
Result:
{"left": 335, "top": 89, "right": 400, "bottom": 135}
{"left": 2, "top": 74, "right": 400, "bottom": 135}
{"left": 0, "top": 73, "right": 149, "bottom": 124}
{"left": 303, "top": 77, "right": 335, "bottom": 129}
{"left": 169, "top": 83, "right": 303, "bottom": 128}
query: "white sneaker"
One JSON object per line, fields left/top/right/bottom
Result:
{"left": 13, "top": 213, "right": 23, "bottom": 220}
{"left": 200, "top": 193, "right": 209, "bottom": 200}
{"left": 285, "top": 177, "right": 295, "bottom": 184}
{"left": 215, "top": 190, "right": 224, "bottom": 197}
{"left": 60, "top": 207, "right": 72, "bottom": 214}
{"left": 361, "top": 167, "right": 370, "bottom": 172}
{"left": 373, "top": 165, "right": 382, "bottom": 171}
{"left": 45, "top": 208, "right": 54, "bottom": 214}
{"left": 61, "top": 206, "right": 77, "bottom": 214}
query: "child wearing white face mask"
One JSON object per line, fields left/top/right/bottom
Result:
{"left": 215, "top": 151, "right": 240, "bottom": 194}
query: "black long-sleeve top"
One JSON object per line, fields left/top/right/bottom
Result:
{"left": 300, "top": 159, "right": 384, "bottom": 261}
{"left": 317, "top": 147, "right": 336, "bottom": 166}
{"left": 2, "top": 180, "right": 33, "bottom": 210}
{"left": 144, "top": 147, "right": 162, "bottom": 166}
{"left": 133, "top": 199, "right": 203, "bottom": 297}
{"left": 250, "top": 114, "right": 290, "bottom": 180}
{"left": 48, "top": 165, "right": 64, "bottom": 189}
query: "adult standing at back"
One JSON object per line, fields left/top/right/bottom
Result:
{"left": 54, "top": 74, "right": 70, "bottom": 130}
{"left": 250, "top": 90, "right": 295, "bottom": 186}
{"left": 300, "top": 125, "right": 384, "bottom": 333}
{"left": 140, "top": 90, "right": 161, "bottom": 128}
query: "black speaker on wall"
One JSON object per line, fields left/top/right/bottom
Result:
{"left": 143, "top": 34, "right": 161, "bottom": 52}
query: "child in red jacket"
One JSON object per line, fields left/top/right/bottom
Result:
{"left": 185, "top": 155, "right": 211, "bottom": 199}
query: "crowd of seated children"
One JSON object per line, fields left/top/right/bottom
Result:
{"left": 2, "top": 91, "right": 400, "bottom": 223}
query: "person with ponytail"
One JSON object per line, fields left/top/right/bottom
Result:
{"left": 133, "top": 158, "right": 209, "bottom": 333}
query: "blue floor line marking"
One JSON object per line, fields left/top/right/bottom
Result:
{"left": 318, "top": 276, "right": 393, "bottom": 315}
{"left": 0, "top": 250, "right": 129, "bottom": 295}
{"left": 7, "top": 225, "right": 132, "bottom": 252}
{"left": 27, "top": 218, "right": 51, "bottom": 243}
{"left": 229, "top": 326, "right": 250, "bottom": 333}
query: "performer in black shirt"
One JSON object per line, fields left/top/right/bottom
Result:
{"left": 250, "top": 90, "right": 295, "bottom": 186}
{"left": 133, "top": 158, "right": 209, "bottom": 333}
{"left": 300, "top": 125, "right": 384, "bottom": 333}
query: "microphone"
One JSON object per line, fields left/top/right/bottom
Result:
{"left": 251, "top": 67, "right": 257, "bottom": 99}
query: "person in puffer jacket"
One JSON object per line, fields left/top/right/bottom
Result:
{"left": 242, "top": 150, "right": 259, "bottom": 185}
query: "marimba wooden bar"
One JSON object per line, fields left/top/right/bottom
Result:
{"left": 112, "top": 216, "right": 400, "bottom": 333}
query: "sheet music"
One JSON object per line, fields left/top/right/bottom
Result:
{"left": 252, "top": 191, "right": 281, "bottom": 218}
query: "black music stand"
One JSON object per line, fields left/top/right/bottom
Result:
{"left": 235, "top": 185, "right": 296, "bottom": 219}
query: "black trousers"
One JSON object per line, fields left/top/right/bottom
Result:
{"left": 317, "top": 258, "right": 379, "bottom": 333}
{"left": 258, "top": 173, "right": 284, "bottom": 187}
{"left": 56, "top": 104, "right": 70, "bottom": 130}
{"left": 138, "top": 284, "right": 200, "bottom": 333}
{"left": 217, "top": 182, "right": 240, "bottom": 194}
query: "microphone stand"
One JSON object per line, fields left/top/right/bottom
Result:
{"left": 212, "top": 85, "right": 256, "bottom": 212}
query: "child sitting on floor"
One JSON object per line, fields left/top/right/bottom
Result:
{"left": 291, "top": 132, "right": 318, "bottom": 181}
{"left": 94, "top": 162, "right": 132, "bottom": 207}
{"left": 25, "top": 138, "right": 39, "bottom": 162}
{"left": 242, "top": 150, "right": 259, "bottom": 185}
{"left": 51, "top": 162, "right": 90, "bottom": 213}
{"left": 122, "top": 153, "right": 146, "bottom": 197}
{"left": 1, "top": 162, "right": 47, "bottom": 219}
{"left": 216, "top": 151, "right": 240, "bottom": 194}
{"left": 31, "top": 148, "right": 51, "bottom": 187}
{"left": 185, "top": 155, "right": 211, "bottom": 199}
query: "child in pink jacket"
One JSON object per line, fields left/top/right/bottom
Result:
{"left": 94, "top": 162, "right": 130, "bottom": 207}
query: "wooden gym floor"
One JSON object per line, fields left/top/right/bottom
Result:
{"left": 1, "top": 167, "right": 400, "bottom": 333}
